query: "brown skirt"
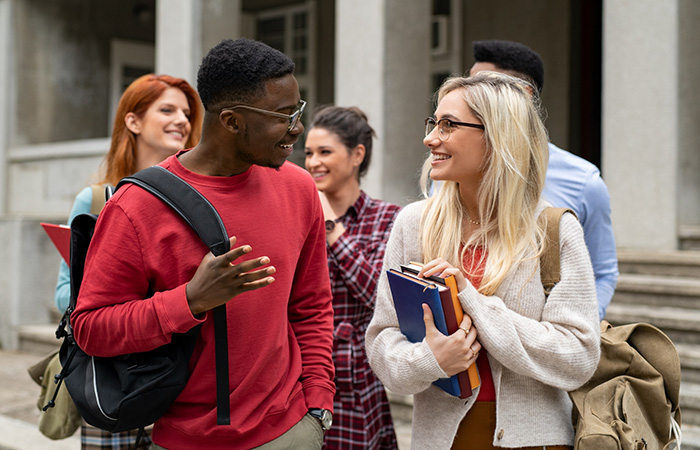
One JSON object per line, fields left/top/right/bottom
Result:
{"left": 451, "top": 402, "right": 572, "bottom": 450}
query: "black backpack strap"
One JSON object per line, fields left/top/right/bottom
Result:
{"left": 69, "top": 214, "right": 99, "bottom": 313}
{"left": 116, "top": 165, "right": 231, "bottom": 425}
{"left": 117, "top": 166, "right": 230, "bottom": 256}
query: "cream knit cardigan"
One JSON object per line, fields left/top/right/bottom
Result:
{"left": 366, "top": 200, "right": 600, "bottom": 449}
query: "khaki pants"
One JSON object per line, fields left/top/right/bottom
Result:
{"left": 150, "top": 414, "right": 323, "bottom": 450}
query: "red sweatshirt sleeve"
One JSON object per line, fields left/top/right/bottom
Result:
{"left": 71, "top": 199, "right": 204, "bottom": 356}
{"left": 287, "top": 188, "right": 336, "bottom": 411}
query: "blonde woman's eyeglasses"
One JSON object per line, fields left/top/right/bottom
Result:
{"left": 425, "top": 117, "right": 485, "bottom": 141}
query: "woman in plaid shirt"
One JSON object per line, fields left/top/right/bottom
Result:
{"left": 305, "top": 106, "right": 401, "bottom": 449}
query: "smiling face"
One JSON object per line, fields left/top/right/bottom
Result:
{"left": 231, "top": 74, "right": 305, "bottom": 171}
{"left": 423, "top": 88, "right": 487, "bottom": 186}
{"left": 304, "top": 127, "right": 363, "bottom": 194}
{"left": 127, "top": 87, "right": 192, "bottom": 162}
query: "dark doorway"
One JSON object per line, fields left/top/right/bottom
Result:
{"left": 569, "top": 0, "right": 603, "bottom": 171}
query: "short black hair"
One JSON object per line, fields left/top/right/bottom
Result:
{"left": 197, "top": 38, "right": 295, "bottom": 111}
{"left": 472, "top": 40, "right": 544, "bottom": 93}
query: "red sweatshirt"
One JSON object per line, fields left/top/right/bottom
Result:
{"left": 72, "top": 153, "right": 335, "bottom": 449}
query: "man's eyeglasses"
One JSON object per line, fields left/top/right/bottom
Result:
{"left": 425, "top": 117, "right": 485, "bottom": 142}
{"left": 222, "top": 100, "right": 307, "bottom": 132}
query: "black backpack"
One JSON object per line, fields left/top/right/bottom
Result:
{"left": 45, "top": 166, "right": 232, "bottom": 434}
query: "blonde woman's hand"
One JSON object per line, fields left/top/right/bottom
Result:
{"left": 423, "top": 304, "right": 481, "bottom": 376}
{"left": 419, "top": 258, "right": 468, "bottom": 292}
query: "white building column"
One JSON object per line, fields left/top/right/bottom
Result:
{"left": 156, "top": 0, "right": 242, "bottom": 89}
{"left": 0, "top": 0, "right": 11, "bottom": 215}
{"left": 335, "top": 0, "right": 432, "bottom": 205}
{"left": 0, "top": 0, "right": 14, "bottom": 349}
{"left": 199, "top": 0, "right": 242, "bottom": 56}
{"left": 602, "top": 0, "right": 679, "bottom": 250}
{"left": 155, "top": 0, "right": 201, "bottom": 85}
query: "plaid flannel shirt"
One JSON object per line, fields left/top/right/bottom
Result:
{"left": 325, "top": 191, "right": 401, "bottom": 450}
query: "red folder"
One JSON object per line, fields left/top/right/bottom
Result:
{"left": 41, "top": 223, "right": 71, "bottom": 263}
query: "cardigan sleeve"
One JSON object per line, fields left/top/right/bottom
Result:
{"left": 365, "top": 202, "right": 450, "bottom": 395}
{"left": 459, "top": 213, "right": 601, "bottom": 391}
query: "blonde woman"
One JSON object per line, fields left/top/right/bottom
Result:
{"left": 366, "top": 72, "right": 600, "bottom": 449}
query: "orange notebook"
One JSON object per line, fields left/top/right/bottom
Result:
{"left": 401, "top": 262, "right": 481, "bottom": 392}
{"left": 41, "top": 223, "right": 71, "bottom": 263}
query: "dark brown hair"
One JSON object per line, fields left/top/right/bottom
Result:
{"left": 309, "top": 105, "right": 375, "bottom": 179}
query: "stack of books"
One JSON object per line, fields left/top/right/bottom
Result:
{"left": 386, "top": 262, "right": 480, "bottom": 398}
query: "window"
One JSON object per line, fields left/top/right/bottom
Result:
{"left": 109, "top": 40, "right": 155, "bottom": 129}
{"left": 431, "top": 0, "right": 462, "bottom": 93}
{"left": 255, "top": 3, "right": 315, "bottom": 167}
{"left": 432, "top": 15, "right": 449, "bottom": 56}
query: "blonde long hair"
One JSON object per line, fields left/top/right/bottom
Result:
{"left": 420, "top": 72, "right": 549, "bottom": 295}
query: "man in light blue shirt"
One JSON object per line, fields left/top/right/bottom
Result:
{"left": 469, "top": 40, "right": 618, "bottom": 319}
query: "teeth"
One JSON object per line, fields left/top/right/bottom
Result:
{"left": 281, "top": 144, "right": 292, "bottom": 149}
{"left": 433, "top": 153, "right": 450, "bottom": 161}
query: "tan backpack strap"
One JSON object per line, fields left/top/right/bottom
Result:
{"left": 539, "top": 207, "right": 577, "bottom": 297}
{"left": 89, "top": 184, "right": 108, "bottom": 215}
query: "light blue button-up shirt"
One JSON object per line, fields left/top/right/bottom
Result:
{"left": 543, "top": 143, "right": 618, "bottom": 319}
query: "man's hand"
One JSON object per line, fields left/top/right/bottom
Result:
{"left": 186, "top": 236, "right": 276, "bottom": 316}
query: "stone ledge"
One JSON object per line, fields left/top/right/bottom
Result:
{"left": 17, "top": 324, "right": 61, "bottom": 356}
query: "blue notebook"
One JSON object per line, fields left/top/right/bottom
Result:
{"left": 386, "top": 269, "right": 462, "bottom": 397}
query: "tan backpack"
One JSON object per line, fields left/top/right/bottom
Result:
{"left": 540, "top": 207, "right": 682, "bottom": 450}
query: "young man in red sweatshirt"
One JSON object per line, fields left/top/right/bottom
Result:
{"left": 72, "top": 38, "right": 335, "bottom": 449}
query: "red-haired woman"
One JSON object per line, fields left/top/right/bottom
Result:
{"left": 53, "top": 73, "right": 202, "bottom": 449}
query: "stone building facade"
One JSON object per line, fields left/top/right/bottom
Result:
{"left": 1, "top": 0, "right": 698, "bottom": 348}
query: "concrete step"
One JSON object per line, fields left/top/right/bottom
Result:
{"left": 613, "top": 273, "right": 700, "bottom": 309}
{"left": 680, "top": 424, "right": 700, "bottom": 450}
{"left": 0, "top": 405, "right": 80, "bottom": 450}
{"left": 680, "top": 225, "right": 700, "bottom": 251}
{"left": 17, "top": 324, "right": 61, "bottom": 356}
{"left": 676, "top": 343, "right": 700, "bottom": 384}
{"left": 606, "top": 303, "right": 700, "bottom": 345}
{"left": 681, "top": 382, "right": 700, "bottom": 428}
{"left": 386, "top": 391, "right": 413, "bottom": 424}
{"left": 618, "top": 248, "right": 700, "bottom": 277}
{"left": 386, "top": 391, "right": 412, "bottom": 449}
